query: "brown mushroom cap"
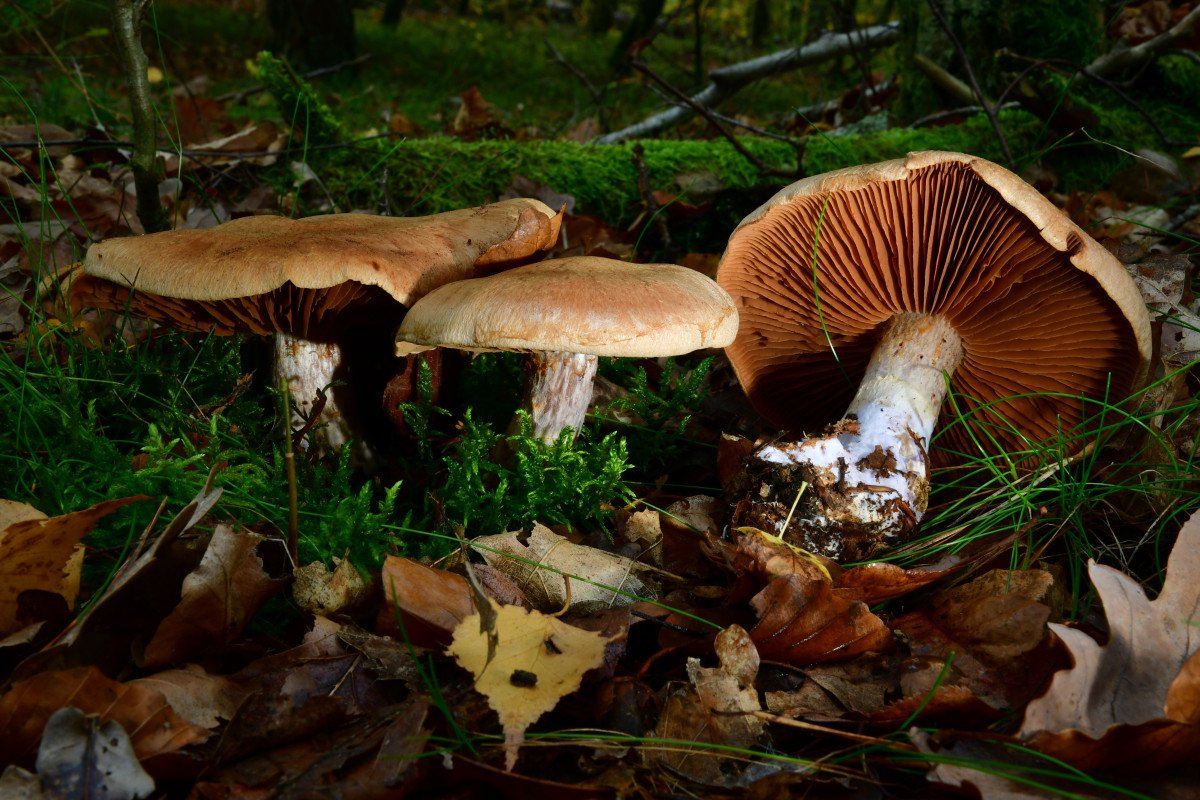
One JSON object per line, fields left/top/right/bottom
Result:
{"left": 394, "top": 256, "right": 739, "bottom": 357}
{"left": 72, "top": 199, "right": 561, "bottom": 338}
{"left": 717, "top": 151, "right": 1151, "bottom": 457}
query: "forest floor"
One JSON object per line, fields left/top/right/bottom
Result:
{"left": 2, "top": 1, "right": 1200, "bottom": 797}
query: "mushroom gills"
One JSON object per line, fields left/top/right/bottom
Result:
{"left": 737, "top": 312, "right": 963, "bottom": 560}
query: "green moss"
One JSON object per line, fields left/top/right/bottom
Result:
{"left": 803, "top": 110, "right": 1043, "bottom": 174}
{"left": 251, "top": 51, "right": 343, "bottom": 146}
{"left": 313, "top": 136, "right": 798, "bottom": 224}
{"left": 1157, "top": 55, "right": 1200, "bottom": 100}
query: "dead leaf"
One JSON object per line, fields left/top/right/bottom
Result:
{"left": 472, "top": 523, "right": 659, "bottom": 613}
{"left": 128, "top": 665, "right": 249, "bottom": 730}
{"left": 35, "top": 707, "right": 155, "bottom": 800}
{"left": 0, "top": 666, "right": 210, "bottom": 773}
{"left": 0, "top": 496, "right": 146, "bottom": 637}
{"left": 1022, "top": 510, "right": 1199, "bottom": 740}
{"left": 448, "top": 598, "right": 610, "bottom": 770}
{"left": 687, "top": 625, "right": 767, "bottom": 744}
{"left": 141, "top": 523, "right": 283, "bottom": 668}
{"left": 377, "top": 554, "right": 476, "bottom": 647}
{"left": 1014, "top": 514, "right": 1200, "bottom": 773}
{"left": 620, "top": 508, "right": 663, "bottom": 566}
{"left": 10, "top": 480, "right": 220, "bottom": 679}
{"left": 747, "top": 567, "right": 892, "bottom": 666}
{"left": 292, "top": 556, "right": 371, "bottom": 617}
{"left": 0, "top": 765, "right": 43, "bottom": 799}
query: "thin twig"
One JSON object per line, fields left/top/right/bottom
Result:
{"left": 630, "top": 58, "right": 800, "bottom": 178}
{"left": 631, "top": 141, "right": 672, "bottom": 253}
{"left": 596, "top": 23, "right": 900, "bottom": 143}
{"left": 909, "top": 102, "right": 1021, "bottom": 129}
{"left": 545, "top": 39, "right": 609, "bottom": 132}
{"left": 925, "top": 0, "right": 1013, "bottom": 166}
{"left": 214, "top": 54, "right": 370, "bottom": 103}
{"left": 109, "top": 0, "right": 168, "bottom": 232}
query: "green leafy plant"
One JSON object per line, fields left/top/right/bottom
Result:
{"left": 599, "top": 355, "right": 714, "bottom": 478}
{"left": 441, "top": 410, "right": 634, "bottom": 536}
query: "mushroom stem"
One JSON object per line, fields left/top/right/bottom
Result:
{"left": 273, "top": 334, "right": 376, "bottom": 469}
{"left": 513, "top": 351, "right": 600, "bottom": 444}
{"left": 741, "top": 312, "right": 963, "bottom": 559}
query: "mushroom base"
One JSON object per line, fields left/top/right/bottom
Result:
{"left": 514, "top": 351, "right": 599, "bottom": 444}
{"left": 733, "top": 313, "right": 963, "bottom": 561}
{"left": 274, "top": 335, "right": 376, "bottom": 470}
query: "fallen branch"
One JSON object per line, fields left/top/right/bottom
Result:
{"left": 630, "top": 58, "right": 801, "bottom": 178}
{"left": 214, "top": 54, "right": 371, "bottom": 103}
{"left": 1073, "top": 4, "right": 1200, "bottom": 87}
{"left": 790, "top": 77, "right": 894, "bottom": 125}
{"left": 909, "top": 102, "right": 1020, "bottom": 129}
{"left": 594, "top": 22, "right": 900, "bottom": 144}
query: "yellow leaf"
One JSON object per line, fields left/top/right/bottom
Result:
{"left": 1181, "top": 145, "right": 1200, "bottom": 160}
{"left": 146, "top": 65, "right": 164, "bottom": 84}
{"left": 447, "top": 599, "right": 609, "bottom": 770}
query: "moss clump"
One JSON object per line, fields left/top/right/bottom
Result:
{"left": 803, "top": 110, "right": 1042, "bottom": 175}
{"left": 314, "top": 137, "right": 798, "bottom": 224}
{"left": 1157, "top": 55, "right": 1200, "bottom": 100}
{"left": 251, "top": 51, "right": 343, "bottom": 146}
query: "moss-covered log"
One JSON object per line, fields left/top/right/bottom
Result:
{"left": 311, "top": 113, "right": 1044, "bottom": 226}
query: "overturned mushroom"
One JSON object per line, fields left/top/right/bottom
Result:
{"left": 71, "top": 200, "right": 561, "bottom": 463}
{"left": 395, "top": 256, "right": 739, "bottom": 444}
{"left": 718, "top": 151, "right": 1151, "bottom": 561}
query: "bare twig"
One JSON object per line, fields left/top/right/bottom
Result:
{"left": 790, "top": 76, "right": 894, "bottom": 125}
{"left": 998, "top": 52, "right": 1194, "bottom": 149}
{"left": 0, "top": 133, "right": 393, "bottom": 160}
{"left": 214, "top": 54, "right": 371, "bottom": 103}
{"left": 630, "top": 58, "right": 800, "bottom": 178}
{"left": 925, "top": 0, "right": 1013, "bottom": 166}
{"left": 1075, "top": 5, "right": 1200, "bottom": 87}
{"left": 631, "top": 142, "right": 672, "bottom": 253}
{"left": 909, "top": 102, "right": 1020, "bottom": 128}
{"left": 545, "top": 39, "right": 609, "bottom": 132}
{"left": 595, "top": 22, "right": 900, "bottom": 143}
{"left": 912, "top": 52, "right": 980, "bottom": 107}
{"left": 109, "top": 0, "right": 168, "bottom": 232}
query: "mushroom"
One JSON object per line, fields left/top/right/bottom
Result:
{"left": 394, "top": 256, "right": 739, "bottom": 444}
{"left": 70, "top": 199, "right": 562, "bottom": 464}
{"left": 717, "top": 151, "right": 1151, "bottom": 561}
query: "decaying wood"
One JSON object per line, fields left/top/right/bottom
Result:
{"left": 1074, "top": 4, "right": 1200, "bottom": 87}
{"left": 594, "top": 22, "right": 900, "bottom": 144}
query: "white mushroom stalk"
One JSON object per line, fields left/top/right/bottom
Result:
{"left": 272, "top": 335, "right": 376, "bottom": 468}
{"left": 744, "top": 313, "right": 962, "bottom": 557}
{"left": 517, "top": 351, "right": 600, "bottom": 443}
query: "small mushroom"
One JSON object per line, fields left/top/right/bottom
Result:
{"left": 395, "top": 256, "right": 739, "bottom": 444}
{"left": 718, "top": 151, "right": 1151, "bottom": 560}
{"left": 71, "top": 200, "right": 562, "bottom": 464}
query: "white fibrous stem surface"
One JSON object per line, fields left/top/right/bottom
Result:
{"left": 518, "top": 351, "right": 599, "bottom": 444}
{"left": 273, "top": 334, "right": 375, "bottom": 468}
{"left": 749, "top": 313, "right": 963, "bottom": 557}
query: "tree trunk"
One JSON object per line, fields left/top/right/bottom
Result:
{"left": 266, "top": 0, "right": 356, "bottom": 71}
{"left": 610, "top": 0, "right": 666, "bottom": 73}
{"left": 382, "top": 0, "right": 407, "bottom": 27}
{"left": 751, "top": 0, "right": 771, "bottom": 46}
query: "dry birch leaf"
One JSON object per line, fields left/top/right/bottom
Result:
{"left": 447, "top": 599, "right": 609, "bottom": 771}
